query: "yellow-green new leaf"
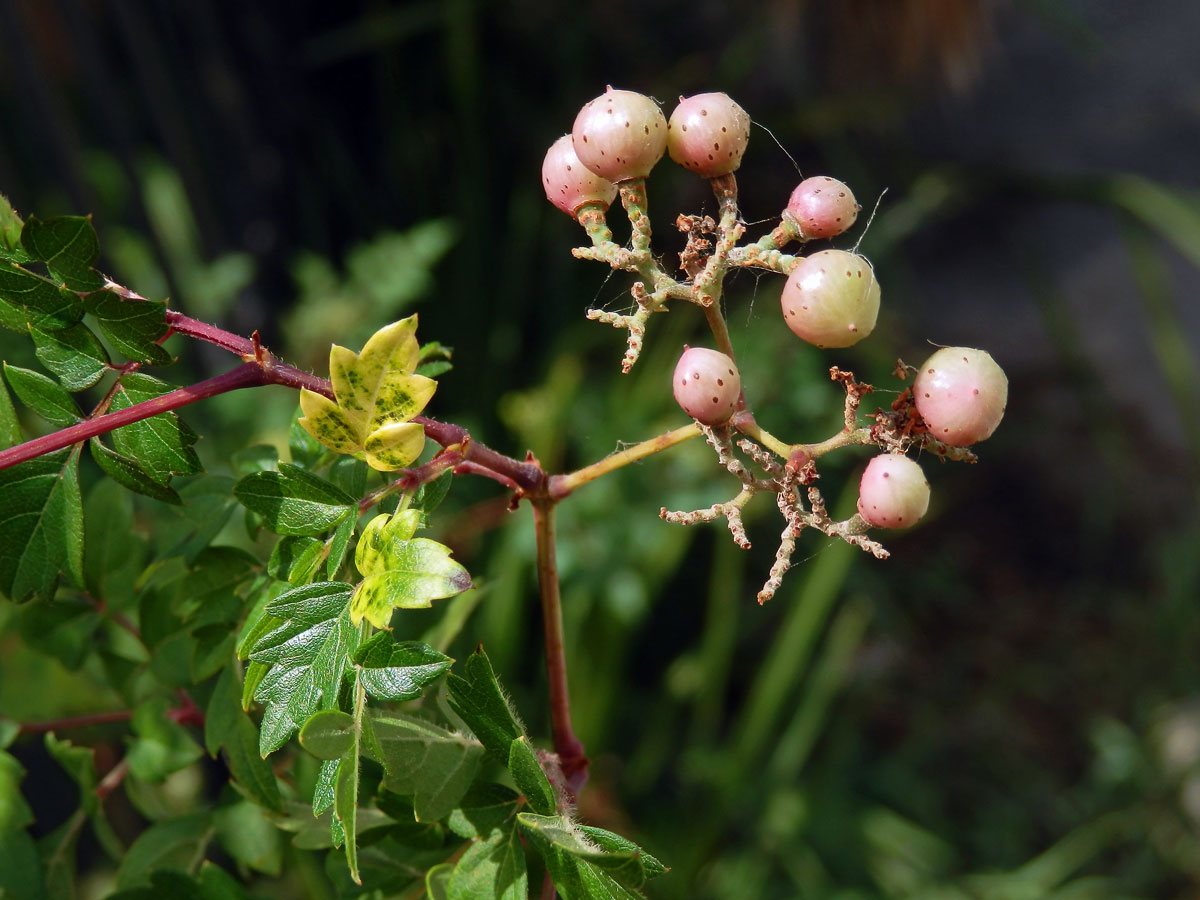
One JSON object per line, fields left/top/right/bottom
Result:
{"left": 351, "top": 510, "right": 471, "bottom": 628}
{"left": 298, "top": 316, "right": 438, "bottom": 468}
{"left": 297, "top": 390, "right": 363, "bottom": 457}
{"left": 364, "top": 421, "right": 425, "bottom": 471}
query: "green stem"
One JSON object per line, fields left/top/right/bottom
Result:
{"left": 549, "top": 423, "right": 701, "bottom": 499}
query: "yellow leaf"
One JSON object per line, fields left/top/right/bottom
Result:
{"left": 364, "top": 421, "right": 426, "bottom": 472}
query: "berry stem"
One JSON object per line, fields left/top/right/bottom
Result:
{"left": 549, "top": 422, "right": 702, "bottom": 499}
{"left": 574, "top": 202, "right": 613, "bottom": 245}
{"left": 531, "top": 498, "right": 588, "bottom": 799}
{"left": 618, "top": 178, "right": 653, "bottom": 256}
{"left": 732, "top": 416, "right": 793, "bottom": 459}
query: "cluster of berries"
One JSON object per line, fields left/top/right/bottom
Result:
{"left": 542, "top": 87, "right": 1006, "bottom": 549}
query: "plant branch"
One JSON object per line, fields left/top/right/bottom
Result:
{"left": 531, "top": 498, "right": 588, "bottom": 799}
{"left": 549, "top": 423, "right": 701, "bottom": 499}
{"left": 18, "top": 709, "right": 133, "bottom": 734}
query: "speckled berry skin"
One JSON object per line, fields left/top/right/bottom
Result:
{"left": 672, "top": 347, "right": 741, "bottom": 426}
{"left": 913, "top": 347, "right": 1008, "bottom": 446}
{"left": 857, "top": 454, "right": 930, "bottom": 529}
{"left": 541, "top": 134, "right": 619, "bottom": 217}
{"left": 666, "top": 92, "right": 751, "bottom": 178}
{"left": 571, "top": 88, "right": 668, "bottom": 183}
{"left": 784, "top": 176, "right": 860, "bottom": 239}
{"left": 779, "top": 250, "right": 880, "bottom": 349}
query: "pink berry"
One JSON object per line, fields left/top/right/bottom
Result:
{"left": 541, "top": 134, "right": 618, "bottom": 217}
{"left": 666, "top": 92, "right": 751, "bottom": 178}
{"left": 672, "top": 347, "right": 741, "bottom": 426}
{"left": 571, "top": 88, "right": 667, "bottom": 183}
{"left": 784, "top": 177, "right": 860, "bottom": 240}
{"left": 913, "top": 347, "right": 1008, "bottom": 446}
{"left": 857, "top": 454, "right": 930, "bottom": 529}
{"left": 779, "top": 249, "right": 880, "bottom": 349}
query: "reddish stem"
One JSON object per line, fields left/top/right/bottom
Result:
{"left": 18, "top": 709, "right": 133, "bottom": 734}
{"left": 531, "top": 498, "right": 588, "bottom": 799}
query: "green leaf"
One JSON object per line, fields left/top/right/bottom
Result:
{"left": 0, "top": 191, "right": 22, "bottom": 253}
{"left": 248, "top": 582, "right": 358, "bottom": 756}
{"left": 351, "top": 509, "right": 472, "bottom": 628}
{"left": 9, "top": 597, "right": 100, "bottom": 669}
{"left": 267, "top": 535, "right": 323, "bottom": 584}
{"left": 0, "top": 259, "right": 83, "bottom": 333}
{"left": 30, "top": 322, "right": 110, "bottom": 390}
{"left": 155, "top": 476, "right": 236, "bottom": 562}
{"left": 508, "top": 736, "right": 557, "bottom": 816}
{"left": 204, "top": 666, "right": 282, "bottom": 811}
{"left": 314, "top": 757, "right": 338, "bottom": 817}
{"left": 109, "top": 373, "right": 202, "bottom": 484}
{"left": 517, "top": 814, "right": 651, "bottom": 899}
{"left": 0, "top": 829, "right": 45, "bottom": 900}
{"left": 89, "top": 439, "right": 183, "bottom": 505}
{"left": 448, "top": 824, "right": 527, "bottom": 900}
{"left": 115, "top": 814, "right": 212, "bottom": 889}
{"left": 353, "top": 634, "right": 453, "bottom": 701}
{"left": 44, "top": 734, "right": 124, "bottom": 859}
{"left": 213, "top": 799, "right": 284, "bottom": 876}
{"left": 0, "top": 748, "right": 33, "bottom": 831}
{"left": 3, "top": 363, "right": 80, "bottom": 426}
{"left": 576, "top": 827, "right": 667, "bottom": 880}
{"left": 0, "top": 448, "right": 84, "bottom": 602}
{"left": 83, "top": 290, "right": 170, "bottom": 364}
{"left": 300, "top": 710, "right": 357, "bottom": 760}
{"left": 445, "top": 648, "right": 525, "bottom": 764}
{"left": 412, "top": 469, "right": 454, "bottom": 519}
{"left": 21, "top": 216, "right": 104, "bottom": 292}
{"left": 426, "top": 864, "right": 452, "bottom": 900}
{"left": 334, "top": 750, "right": 361, "bottom": 883}
{"left": 288, "top": 413, "right": 327, "bottom": 469}
{"left": 0, "top": 377, "right": 20, "bottom": 448}
{"left": 234, "top": 464, "right": 356, "bottom": 536}
{"left": 126, "top": 697, "right": 205, "bottom": 782}
{"left": 447, "top": 784, "right": 521, "bottom": 840}
{"left": 297, "top": 315, "right": 437, "bottom": 470}
{"left": 326, "top": 512, "right": 356, "bottom": 579}
{"left": 368, "top": 712, "right": 484, "bottom": 823}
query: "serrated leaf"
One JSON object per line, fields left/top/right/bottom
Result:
{"left": 109, "top": 373, "right": 202, "bottom": 484}
{"left": 508, "top": 736, "right": 557, "bottom": 816}
{"left": 84, "top": 290, "right": 170, "bottom": 364}
{"left": 445, "top": 649, "right": 524, "bottom": 764}
{"left": 248, "top": 582, "right": 358, "bottom": 756}
{"left": 0, "top": 378, "right": 20, "bottom": 448}
{"left": 31, "top": 322, "right": 110, "bottom": 390}
{"left": 297, "top": 315, "right": 437, "bottom": 469}
{"left": 517, "top": 814, "right": 664, "bottom": 893}
{"left": 0, "top": 259, "right": 83, "bottom": 332}
{"left": 351, "top": 510, "right": 471, "bottom": 628}
{"left": 204, "top": 665, "right": 282, "bottom": 811}
{"left": 89, "top": 438, "right": 183, "bottom": 505}
{"left": 21, "top": 215, "right": 104, "bottom": 292}
{"left": 447, "top": 784, "right": 521, "bottom": 840}
{"left": 413, "top": 469, "right": 454, "bottom": 519}
{"left": 368, "top": 712, "right": 484, "bottom": 823}
{"left": 518, "top": 814, "right": 651, "bottom": 899}
{"left": 234, "top": 464, "right": 355, "bottom": 536}
{"left": 0, "top": 447, "right": 84, "bottom": 602}
{"left": 353, "top": 634, "right": 452, "bottom": 701}
{"left": 288, "top": 413, "right": 327, "bottom": 469}
{"left": 314, "top": 757, "right": 338, "bottom": 817}
{"left": 115, "top": 813, "right": 212, "bottom": 889}
{"left": 3, "top": 362, "right": 81, "bottom": 426}
{"left": 448, "top": 824, "right": 527, "bottom": 900}
{"left": 299, "top": 710, "right": 356, "bottom": 760}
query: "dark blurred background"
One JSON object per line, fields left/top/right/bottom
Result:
{"left": 2, "top": 1, "right": 1199, "bottom": 897}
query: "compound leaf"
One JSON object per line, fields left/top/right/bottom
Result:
{"left": 248, "top": 582, "right": 357, "bottom": 756}
{"left": 445, "top": 648, "right": 524, "bottom": 764}
{"left": 351, "top": 509, "right": 471, "bottom": 628}
{"left": 89, "top": 438, "right": 183, "bottom": 505}
{"left": 0, "top": 259, "right": 83, "bottom": 333}
{"left": 448, "top": 824, "right": 527, "bottom": 900}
